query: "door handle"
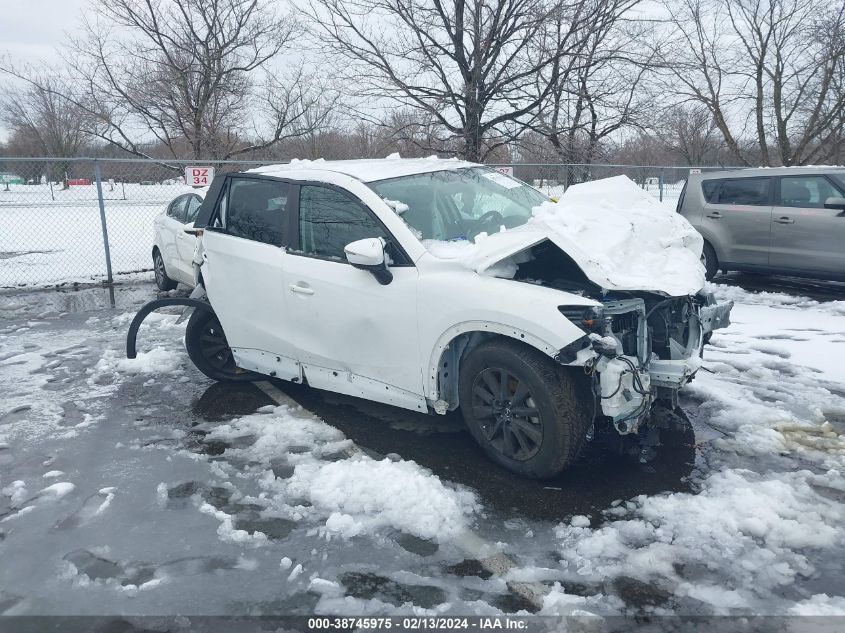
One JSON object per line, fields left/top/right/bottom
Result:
{"left": 774, "top": 217, "right": 795, "bottom": 224}
{"left": 706, "top": 212, "right": 723, "bottom": 219}
{"left": 289, "top": 283, "right": 314, "bottom": 295}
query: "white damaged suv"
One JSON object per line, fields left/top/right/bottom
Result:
{"left": 127, "top": 158, "right": 733, "bottom": 478}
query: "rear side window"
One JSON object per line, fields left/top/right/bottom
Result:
{"left": 223, "top": 178, "right": 288, "bottom": 246}
{"left": 701, "top": 180, "right": 719, "bottom": 203}
{"left": 778, "top": 175, "right": 842, "bottom": 208}
{"left": 298, "top": 185, "right": 392, "bottom": 261}
{"left": 185, "top": 195, "right": 202, "bottom": 223}
{"left": 167, "top": 195, "right": 188, "bottom": 222}
{"left": 715, "top": 178, "right": 770, "bottom": 205}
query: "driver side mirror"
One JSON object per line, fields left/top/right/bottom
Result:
{"left": 344, "top": 237, "right": 393, "bottom": 285}
{"left": 824, "top": 196, "right": 845, "bottom": 212}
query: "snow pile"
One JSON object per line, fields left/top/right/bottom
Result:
{"left": 426, "top": 176, "right": 706, "bottom": 295}
{"left": 203, "top": 403, "right": 479, "bottom": 543}
{"left": 710, "top": 282, "right": 845, "bottom": 317}
{"left": 287, "top": 455, "right": 479, "bottom": 541}
{"left": 249, "top": 155, "right": 472, "bottom": 183}
{"left": 526, "top": 176, "right": 705, "bottom": 294}
{"left": 553, "top": 468, "right": 844, "bottom": 614}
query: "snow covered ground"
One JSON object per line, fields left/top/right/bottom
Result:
{"left": 0, "top": 183, "right": 196, "bottom": 288}
{"left": 0, "top": 277, "right": 843, "bottom": 619}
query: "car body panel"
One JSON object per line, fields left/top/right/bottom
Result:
{"left": 200, "top": 229, "right": 300, "bottom": 381}
{"left": 153, "top": 192, "right": 204, "bottom": 287}
{"left": 769, "top": 174, "right": 845, "bottom": 274}
{"left": 680, "top": 167, "right": 845, "bottom": 280}
{"left": 283, "top": 253, "right": 425, "bottom": 407}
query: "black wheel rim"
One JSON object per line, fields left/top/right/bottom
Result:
{"left": 199, "top": 317, "right": 237, "bottom": 375}
{"left": 470, "top": 367, "right": 543, "bottom": 461}
{"left": 154, "top": 253, "right": 165, "bottom": 286}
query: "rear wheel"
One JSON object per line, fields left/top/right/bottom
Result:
{"left": 458, "top": 339, "right": 592, "bottom": 479}
{"left": 701, "top": 242, "right": 718, "bottom": 281}
{"left": 153, "top": 248, "right": 177, "bottom": 291}
{"left": 185, "top": 309, "right": 258, "bottom": 382}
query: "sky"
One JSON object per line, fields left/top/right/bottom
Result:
{"left": 0, "top": 0, "right": 87, "bottom": 66}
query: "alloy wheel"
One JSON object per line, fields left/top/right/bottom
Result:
{"left": 470, "top": 367, "right": 543, "bottom": 461}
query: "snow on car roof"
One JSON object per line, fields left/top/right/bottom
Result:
{"left": 248, "top": 155, "right": 479, "bottom": 183}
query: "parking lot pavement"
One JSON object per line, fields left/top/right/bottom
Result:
{"left": 1, "top": 279, "right": 844, "bottom": 617}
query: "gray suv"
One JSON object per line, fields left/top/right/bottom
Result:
{"left": 677, "top": 168, "right": 845, "bottom": 281}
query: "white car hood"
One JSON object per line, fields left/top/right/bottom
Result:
{"left": 460, "top": 176, "right": 706, "bottom": 297}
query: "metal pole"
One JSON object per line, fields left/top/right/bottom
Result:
{"left": 659, "top": 169, "right": 665, "bottom": 202}
{"left": 94, "top": 161, "right": 114, "bottom": 285}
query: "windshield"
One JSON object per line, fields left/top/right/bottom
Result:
{"left": 369, "top": 167, "right": 548, "bottom": 241}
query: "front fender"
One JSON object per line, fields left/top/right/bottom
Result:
{"left": 418, "top": 267, "right": 597, "bottom": 401}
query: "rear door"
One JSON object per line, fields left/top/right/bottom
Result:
{"left": 175, "top": 193, "right": 203, "bottom": 282}
{"left": 199, "top": 175, "right": 300, "bottom": 380}
{"left": 702, "top": 177, "right": 773, "bottom": 266}
{"left": 161, "top": 195, "right": 189, "bottom": 280}
{"left": 770, "top": 174, "right": 845, "bottom": 275}
{"left": 282, "top": 183, "right": 425, "bottom": 410}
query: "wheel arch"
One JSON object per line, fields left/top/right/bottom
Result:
{"left": 126, "top": 297, "right": 213, "bottom": 359}
{"left": 426, "top": 322, "right": 563, "bottom": 412}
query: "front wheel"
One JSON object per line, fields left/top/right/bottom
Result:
{"left": 458, "top": 339, "right": 592, "bottom": 479}
{"left": 185, "top": 309, "right": 258, "bottom": 382}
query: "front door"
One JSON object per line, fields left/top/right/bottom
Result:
{"left": 702, "top": 177, "right": 773, "bottom": 266}
{"left": 283, "top": 183, "right": 425, "bottom": 411}
{"left": 199, "top": 175, "right": 299, "bottom": 380}
{"left": 770, "top": 174, "right": 845, "bottom": 276}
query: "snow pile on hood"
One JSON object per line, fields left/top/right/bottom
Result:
{"left": 528, "top": 176, "right": 704, "bottom": 293}
{"left": 433, "top": 175, "right": 707, "bottom": 296}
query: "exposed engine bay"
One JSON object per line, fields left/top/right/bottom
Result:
{"left": 511, "top": 240, "right": 733, "bottom": 436}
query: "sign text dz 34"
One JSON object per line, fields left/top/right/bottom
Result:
{"left": 186, "top": 166, "right": 214, "bottom": 187}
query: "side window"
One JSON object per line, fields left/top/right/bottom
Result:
{"left": 224, "top": 178, "right": 288, "bottom": 246}
{"left": 167, "top": 195, "right": 188, "bottom": 222}
{"left": 701, "top": 180, "right": 720, "bottom": 203}
{"left": 778, "top": 176, "right": 842, "bottom": 209}
{"left": 185, "top": 195, "right": 202, "bottom": 224}
{"left": 716, "top": 178, "right": 770, "bottom": 205}
{"left": 298, "top": 185, "right": 392, "bottom": 261}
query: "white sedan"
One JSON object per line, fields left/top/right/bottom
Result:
{"left": 129, "top": 158, "right": 732, "bottom": 478}
{"left": 152, "top": 191, "right": 204, "bottom": 290}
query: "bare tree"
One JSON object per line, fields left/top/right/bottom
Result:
{"left": 61, "top": 0, "right": 331, "bottom": 160}
{"left": 660, "top": 0, "right": 845, "bottom": 166}
{"left": 653, "top": 103, "right": 724, "bottom": 164}
{"left": 303, "top": 0, "right": 594, "bottom": 162}
{"left": 532, "top": 0, "right": 651, "bottom": 176}
{"left": 0, "top": 67, "right": 95, "bottom": 182}
{"left": 0, "top": 71, "right": 91, "bottom": 158}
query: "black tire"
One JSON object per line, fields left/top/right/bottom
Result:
{"left": 701, "top": 241, "right": 718, "bottom": 281}
{"left": 458, "top": 339, "right": 592, "bottom": 479}
{"left": 153, "top": 248, "right": 177, "bottom": 291}
{"left": 185, "top": 309, "right": 258, "bottom": 382}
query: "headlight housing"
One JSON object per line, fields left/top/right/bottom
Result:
{"left": 558, "top": 305, "right": 605, "bottom": 334}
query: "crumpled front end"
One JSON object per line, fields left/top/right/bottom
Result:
{"left": 559, "top": 291, "right": 733, "bottom": 435}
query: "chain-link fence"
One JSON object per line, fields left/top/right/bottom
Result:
{"left": 0, "top": 157, "right": 736, "bottom": 289}
{"left": 0, "top": 157, "right": 271, "bottom": 288}
{"left": 489, "top": 163, "right": 736, "bottom": 206}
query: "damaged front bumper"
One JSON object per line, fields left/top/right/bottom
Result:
{"left": 563, "top": 291, "right": 733, "bottom": 434}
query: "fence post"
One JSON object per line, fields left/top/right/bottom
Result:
{"left": 658, "top": 169, "right": 665, "bottom": 202}
{"left": 94, "top": 160, "right": 114, "bottom": 286}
